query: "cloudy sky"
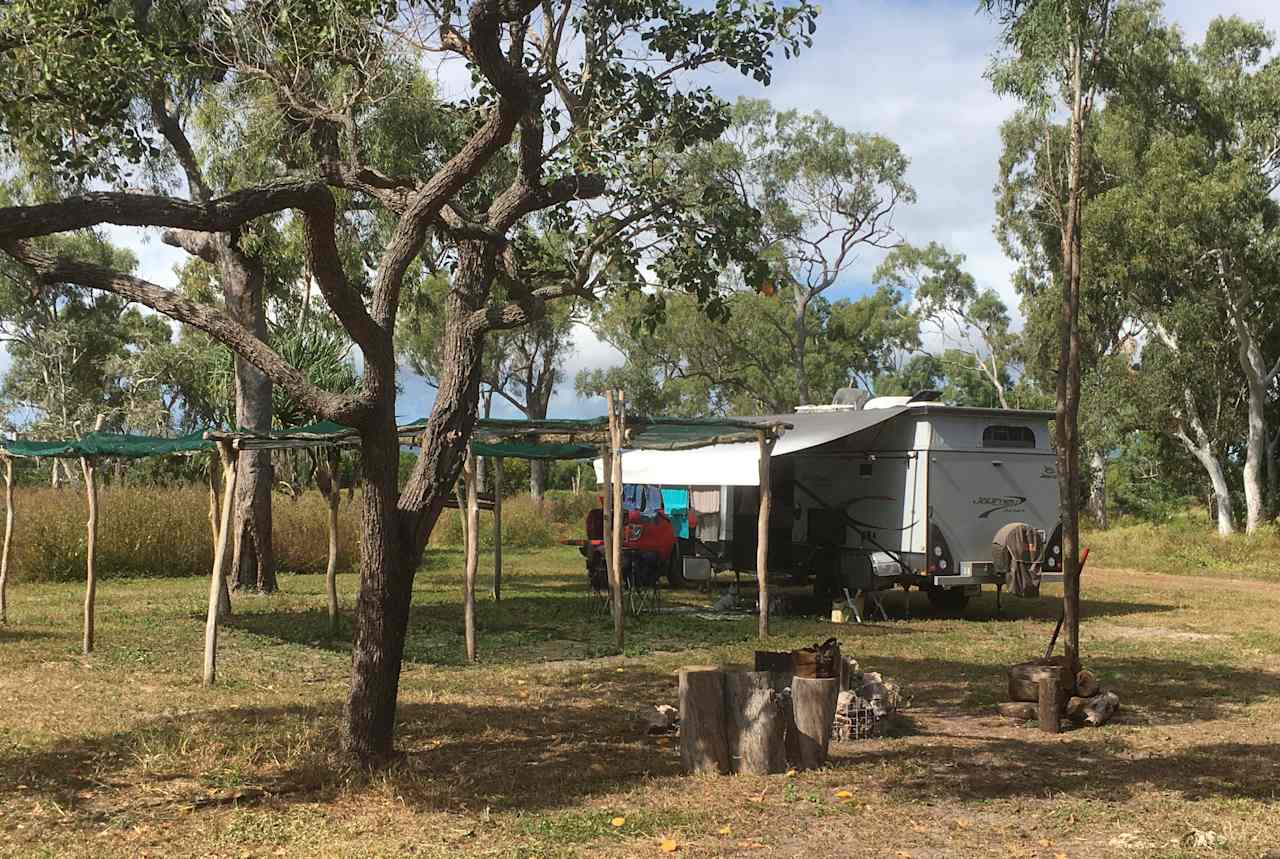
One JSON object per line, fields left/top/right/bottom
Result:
{"left": 94, "top": 0, "right": 1280, "bottom": 423}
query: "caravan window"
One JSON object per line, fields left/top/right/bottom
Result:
{"left": 983, "top": 425, "right": 1036, "bottom": 449}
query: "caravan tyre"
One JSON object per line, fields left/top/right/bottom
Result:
{"left": 667, "top": 541, "right": 685, "bottom": 588}
{"left": 925, "top": 585, "right": 969, "bottom": 616}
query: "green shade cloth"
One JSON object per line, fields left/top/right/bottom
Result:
{"left": 3, "top": 415, "right": 787, "bottom": 462}
{"left": 470, "top": 441, "right": 598, "bottom": 460}
{"left": 1, "top": 431, "right": 212, "bottom": 459}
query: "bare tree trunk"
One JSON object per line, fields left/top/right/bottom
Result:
{"left": 794, "top": 291, "right": 811, "bottom": 406}
{"left": 1087, "top": 448, "right": 1107, "bottom": 530}
{"left": 1268, "top": 428, "right": 1280, "bottom": 523}
{"left": 527, "top": 391, "right": 551, "bottom": 502}
{"left": 529, "top": 459, "right": 547, "bottom": 502}
{"left": 1175, "top": 428, "right": 1235, "bottom": 537}
{"left": 1057, "top": 24, "right": 1087, "bottom": 676}
{"left": 223, "top": 248, "right": 276, "bottom": 593}
{"left": 1221, "top": 273, "right": 1269, "bottom": 534}
{"left": 343, "top": 241, "right": 491, "bottom": 766}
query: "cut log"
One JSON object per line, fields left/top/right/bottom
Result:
{"left": 1037, "top": 674, "right": 1061, "bottom": 734}
{"left": 679, "top": 667, "right": 729, "bottom": 774}
{"left": 1008, "top": 660, "right": 1074, "bottom": 706}
{"left": 996, "top": 701, "right": 1039, "bottom": 720}
{"left": 1075, "top": 669, "right": 1100, "bottom": 698}
{"left": 791, "top": 675, "right": 839, "bottom": 770}
{"left": 754, "top": 651, "right": 794, "bottom": 674}
{"left": 723, "top": 671, "right": 787, "bottom": 774}
{"left": 764, "top": 670, "right": 800, "bottom": 766}
{"left": 1083, "top": 690, "right": 1120, "bottom": 726}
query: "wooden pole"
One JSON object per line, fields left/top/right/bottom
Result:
{"left": 492, "top": 457, "right": 503, "bottom": 601}
{"left": 80, "top": 414, "right": 105, "bottom": 655}
{"left": 600, "top": 440, "right": 615, "bottom": 619}
{"left": 756, "top": 430, "right": 775, "bottom": 639}
{"left": 608, "top": 390, "right": 626, "bottom": 650}
{"left": 324, "top": 448, "right": 341, "bottom": 636}
{"left": 206, "top": 452, "right": 231, "bottom": 618}
{"left": 464, "top": 447, "right": 479, "bottom": 662}
{"left": 204, "top": 442, "right": 238, "bottom": 686}
{"left": 0, "top": 457, "right": 13, "bottom": 624}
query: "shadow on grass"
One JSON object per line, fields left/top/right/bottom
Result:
{"left": 0, "top": 666, "right": 681, "bottom": 821}
{"left": 0, "top": 626, "right": 55, "bottom": 642}
{"left": 847, "top": 733, "right": 1280, "bottom": 804}
{"left": 863, "top": 654, "right": 1280, "bottom": 727}
{"left": 219, "top": 580, "right": 1174, "bottom": 671}
{"left": 2, "top": 654, "right": 1278, "bottom": 829}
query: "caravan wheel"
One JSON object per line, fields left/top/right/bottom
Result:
{"left": 666, "top": 541, "right": 686, "bottom": 588}
{"left": 925, "top": 585, "right": 969, "bottom": 616}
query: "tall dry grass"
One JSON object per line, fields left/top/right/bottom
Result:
{"left": 5, "top": 485, "right": 590, "bottom": 582}
{"left": 7, "top": 486, "right": 360, "bottom": 582}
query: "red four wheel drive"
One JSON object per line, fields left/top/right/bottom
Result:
{"left": 569, "top": 484, "right": 686, "bottom": 590}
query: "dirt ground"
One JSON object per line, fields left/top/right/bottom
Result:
{"left": 1, "top": 549, "right": 1277, "bottom": 858}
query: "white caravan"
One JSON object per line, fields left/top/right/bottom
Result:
{"left": 603, "top": 393, "right": 1063, "bottom": 612}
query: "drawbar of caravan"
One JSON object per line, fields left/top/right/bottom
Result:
{"left": 607, "top": 393, "right": 1064, "bottom": 613}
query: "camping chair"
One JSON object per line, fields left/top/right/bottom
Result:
{"left": 586, "top": 545, "right": 612, "bottom": 615}
{"left": 623, "top": 551, "right": 662, "bottom": 616}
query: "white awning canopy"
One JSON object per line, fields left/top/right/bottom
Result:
{"left": 594, "top": 407, "right": 906, "bottom": 487}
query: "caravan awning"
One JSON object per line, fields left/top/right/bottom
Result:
{"left": 595, "top": 407, "right": 907, "bottom": 487}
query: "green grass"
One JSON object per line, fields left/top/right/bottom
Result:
{"left": 1084, "top": 512, "right": 1280, "bottom": 582}
{"left": 2, "top": 543, "right": 1279, "bottom": 857}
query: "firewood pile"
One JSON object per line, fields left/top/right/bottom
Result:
{"left": 833, "top": 660, "right": 903, "bottom": 741}
{"left": 998, "top": 657, "right": 1120, "bottom": 732}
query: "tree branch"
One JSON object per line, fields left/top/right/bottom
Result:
{"left": 2, "top": 240, "right": 367, "bottom": 424}
{"left": 0, "top": 179, "right": 331, "bottom": 242}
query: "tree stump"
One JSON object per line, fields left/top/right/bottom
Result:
{"left": 762, "top": 670, "right": 800, "bottom": 766}
{"left": 723, "top": 671, "right": 787, "bottom": 774}
{"left": 679, "top": 667, "right": 730, "bottom": 774}
{"left": 791, "top": 675, "right": 839, "bottom": 769}
{"left": 1037, "top": 674, "right": 1061, "bottom": 734}
{"left": 1008, "top": 660, "right": 1073, "bottom": 708}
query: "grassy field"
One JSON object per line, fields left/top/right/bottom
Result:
{"left": 1, "top": 539, "right": 1279, "bottom": 858}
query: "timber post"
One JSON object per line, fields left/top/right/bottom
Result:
{"left": 756, "top": 430, "right": 776, "bottom": 639}
{"left": 600, "top": 438, "right": 616, "bottom": 632}
{"left": 80, "top": 414, "right": 105, "bottom": 655}
{"left": 608, "top": 390, "right": 626, "bottom": 650}
{"left": 324, "top": 447, "right": 341, "bottom": 636}
{"left": 204, "top": 441, "right": 239, "bottom": 686}
{"left": 0, "top": 455, "right": 12, "bottom": 624}
{"left": 463, "top": 446, "right": 480, "bottom": 662}
{"left": 492, "top": 456, "right": 503, "bottom": 601}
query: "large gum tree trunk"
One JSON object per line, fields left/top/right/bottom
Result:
{"left": 223, "top": 249, "right": 276, "bottom": 593}
{"left": 1087, "top": 448, "right": 1107, "bottom": 529}
{"left": 343, "top": 242, "right": 492, "bottom": 764}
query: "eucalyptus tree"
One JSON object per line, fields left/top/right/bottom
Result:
{"left": 0, "top": 0, "right": 817, "bottom": 764}
{"left": 874, "top": 242, "right": 1022, "bottom": 410}
{"left": 579, "top": 284, "right": 918, "bottom": 415}
{"left": 984, "top": 0, "right": 1119, "bottom": 673}
{"left": 696, "top": 97, "right": 914, "bottom": 405}
{"left": 1096, "top": 17, "right": 1280, "bottom": 534}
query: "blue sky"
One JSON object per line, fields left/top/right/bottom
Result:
{"left": 85, "top": 0, "right": 1280, "bottom": 424}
